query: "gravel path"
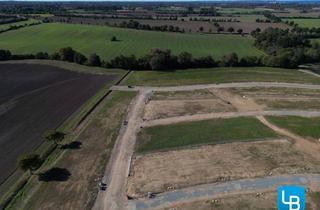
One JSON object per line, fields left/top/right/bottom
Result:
{"left": 128, "top": 174, "right": 320, "bottom": 210}
{"left": 111, "top": 82, "right": 320, "bottom": 92}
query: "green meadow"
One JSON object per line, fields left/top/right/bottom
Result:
{"left": 284, "top": 18, "right": 320, "bottom": 28}
{"left": 0, "top": 23, "right": 263, "bottom": 61}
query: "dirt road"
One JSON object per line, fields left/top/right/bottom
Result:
{"left": 257, "top": 116, "right": 320, "bottom": 160}
{"left": 111, "top": 82, "right": 320, "bottom": 92}
{"left": 95, "top": 82, "right": 320, "bottom": 210}
{"left": 93, "top": 91, "right": 149, "bottom": 210}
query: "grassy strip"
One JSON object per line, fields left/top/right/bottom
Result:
{"left": 0, "top": 23, "right": 263, "bottom": 60}
{"left": 5, "top": 91, "right": 136, "bottom": 210}
{"left": 136, "top": 117, "right": 278, "bottom": 153}
{"left": 266, "top": 116, "right": 320, "bottom": 140}
{"left": 124, "top": 67, "right": 320, "bottom": 86}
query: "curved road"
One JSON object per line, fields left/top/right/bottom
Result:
{"left": 128, "top": 174, "right": 320, "bottom": 210}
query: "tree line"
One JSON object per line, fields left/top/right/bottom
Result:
{"left": 1, "top": 27, "right": 320, "bottom": 70}
{"left": 0, "top": 21, "right": 42, "bottom": 34}
{"left": 117, "top": 20, "right": 183, "bottom": 33}
{"left": 0, "top": 47, "right": 102, "bottom": 66}
{"left": 253, "top": 27, "right": 320, "bottom": 68}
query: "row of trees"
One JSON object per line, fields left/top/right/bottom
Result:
{"left": 118, "top": 20, "right": 183, "bottom": 33}
{"left": 107, "top": 49, "right": 262, "bottom": 70}
{"left": 18, "top": 130, "right": 65, "bottom": 175}
{"left": 0, "top": 21, "right": 41, "bottom": 34}
{"left": 0, "top": 47, "right": 102, "bottom": 66}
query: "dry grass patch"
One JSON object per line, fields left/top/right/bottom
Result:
{"left": 144, "top": 89, "right": 235, "bottom": 120}
{"left": 230, "top": 87, "right": 320, "bottom": 110}
{"left": 128, "top": 140, "right": 320, "bottom": 198}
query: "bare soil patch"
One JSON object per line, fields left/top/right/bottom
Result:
{"left": 144, "top": 90, "right": 235, "bottom": 120}
{"left": 230, "top": 87, "right": 320, "bottom": 110}
{"left": 127, "top": 140, "right": 320, "bottom": 198}
{"left": 143, "top": 99, "right": 235, "bottom": 120}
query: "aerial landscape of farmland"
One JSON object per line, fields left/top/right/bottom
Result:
{"left": 1, "top": 1, "right": 320, "bottom": 210}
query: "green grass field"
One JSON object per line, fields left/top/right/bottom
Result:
{"left": 124, "top": 67, "right": 320, "bottom": 86}
{"left": 267, "top": 116, "right": 320, "bottom": 140}
{"left": 284, "top": 18, "right": 320, "bottom": 28}
{"left": 136, "top": 117, "right": 278, "bottom": 153}
{"left": 0, "top": 19, "right": 39, "bottom": 31}
{"left": 0, "top": 23, "right": 263, "bottom": 61}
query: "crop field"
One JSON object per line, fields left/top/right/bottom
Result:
{"left": 49, "top": 16, "right": 216, "bottom": 33}
{"left": 0, "top": 23, "right": 263, "bottom": 61}
{"left": 12, "top": 91, "right": 136, "bottom": 210}
{"left": 283, "top": 18, "right": 320, "bottom": 28}
{"left": 124, "top": 67, "right": 320, "bottom": 86}
{"left": 218, "top": 7, "right": 275, "bottom": 14}
{"left": 0, "top": 63, "right": 118, "bottom": 184}
{"left": 136, "top": 117, "right": 277, "bottom": 153}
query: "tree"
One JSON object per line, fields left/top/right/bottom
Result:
{"left": 220, "top": 53, "right": 239, "bottom": 67}
{"left": 58, "top": 47, "right": 75, "bottom": 62}
{"left": 35, "top": 52, "right": 49, "bottom": 59}
{"left": 217, "top": 26, "right": 224, "bottom": 33}
{"left": 177, "top": 52, "right": 193, "bottom": 68}
{"left": 227, "top": 27, "right": 234, "bottom": 33}
{"left": 148, "top": 49, "right": 176, "bottom": 70}
{"left": 73, "top": 52, "right": 87, "bottom": 64}
{"left": 237, "top": 29, "right": 243, "bottom": 34}
{"left": 0, "top": 49, "right": 11, "bottom": 60}
{"left": 110, "top": 36, "right": 117, "bottom": 42}
{"left": 18, "top": 154, "right": 42, "bottom": 175}
{"left": 44, "top": 130, "right": 65, "bottom": 146}
{"left": 88, "top": 53, "right": 101, "bottom": 66}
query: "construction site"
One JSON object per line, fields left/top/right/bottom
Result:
{"left": 91, "top": 77, "right": 320, "bottom": 210}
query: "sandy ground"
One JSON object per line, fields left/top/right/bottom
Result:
{"left": 157, "top": 191, "right": 320, "bottom": 210}
{"left": 143, "top": 99, "right": 235, "bottom": 120}
{"left": 127, "top": 139, "right": 320, "bottom": 198}
{"left": 144, "top": 90, "right": 235, "bottom": 120}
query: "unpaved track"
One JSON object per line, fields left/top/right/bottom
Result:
{"left": 143, "top": 110, "right": 320, "bottom": 127}
{"left": 95, "top": 82, "right": 320, "bottom": 210}
{"left": 93, "top": 91, "right": 148, "bottom": 210}
{"left": 257, "top": 116, "right": 320, "bottom": 160}
{"left": 128, "top": 174, "right": 320, "bottom": 210}
{"left": 111, "top": 82, "right": 320, "bottom": 92}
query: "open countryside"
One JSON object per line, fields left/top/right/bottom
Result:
{"left": 1, "top": 1, "right": 320, "bottom": 210}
